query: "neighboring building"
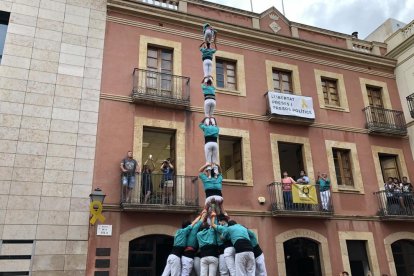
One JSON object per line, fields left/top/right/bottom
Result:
{"left": 0, "top": 0, "right": 106, "bottom": 275}
{"left": 87, "top": 1, "right": 414, "bottom": 276}
{"left": 365, "top": 18, "right": 406, "bottom": 42}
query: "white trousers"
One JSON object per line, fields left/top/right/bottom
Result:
{"left": 219, "top": 254, "right": 229, "bottom": 276}
{"left": 255, "top": 254, "right": 267, "bottom": 276}
{"left": 205, "top": 195, "right": 223, "bottom": 206}
{"left": 204, "top": 117, "right": 216, "bottom": 126}
{"left": 224, "top": 247, "right": 236, "bottom": 276}
{"left": 182, "top": 255, "right": 194, "bottom": 276}
{"left": 204, "top": 28, "right": 214, "bottom": 43}
{"left": 161, "top": 254, "right": 181, "bottom": 276}
{"left": 204, "top": 99, "right": 216, "bottom": 117}
{"left": 320, "top": 190, "right": 331, "bottom": 210}
{"left": 235, "top": 252, "right": 255, "bottom": 276}
{"left": 204, "top": 142, "right": 218, "bottom": 163}
{"left": 193, "top": 256, "right": 201, "bottom": 276}
{"left": 200, "top": 256, "right": 219, "bottom": 276}
{"left": 203, "top": 59, "right": 213, "bottom": 78}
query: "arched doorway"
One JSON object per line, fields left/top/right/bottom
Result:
{"left": 391, "top": 239, "right": 414, "bottom": 276}
{"left": 284, "top": 238, "right": 322, "bottom": 276}
{"left": 128, "top": 234, "right": 174, "bottom": 276}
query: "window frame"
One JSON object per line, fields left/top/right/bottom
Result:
{"left": 332, "top": 148, "right": 354, "bottom": 187}
{"left": 321, "top": 77, "right": 340, "bottom": 106}
{"left": 359, "top": 78, "right": 392, "bottom": 110}
{"left": 314, "top": 69, "right": 349, "bottom": 112}
{"left": 212, "top": 50, "right": 246, "bottom": 97}
{"left": 272, "top": 69, "right": 293, "bottom": 94}
{"left": 325, "top": 140, "right": 364, "bottom": 193}
{"left": 216, "top": 58, "right": 237, "bottom": 91}
{"left": 218, "top": 135, "right": 243, "bottom": 181}
{"left": 265, "top": 60, "right": 302, "bottom": 95}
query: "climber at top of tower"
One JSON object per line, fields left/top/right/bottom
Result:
{"left": 202, "top": 23, "right": 217, "bottom": 45}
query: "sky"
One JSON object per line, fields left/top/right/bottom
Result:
{"left": 204, "top": 0, "right": 414, "bottom": 38}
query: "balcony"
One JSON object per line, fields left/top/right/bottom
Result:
{"left": 363, "top": 106, "right": 407, "bottom": 136}
{"left": 121, "top": 174, "right": 200, "bottom": 213}
{"left": 132, "top": 68, "right": 190, "bottom": 109}
{"left": 267, "top": 182, "right": 333, "bottom": 218}
{"left": 374, "top": 190, "right": 414, "bottom": 220}
{"left": 265, "top": 92, "right": 315, "bottom": 125}
{"left": 407, "top": 93, "right": 414, "bottom": 118}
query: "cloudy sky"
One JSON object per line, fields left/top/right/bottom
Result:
{"left": 204, "top": 0, "right": 414, "bottom": 38}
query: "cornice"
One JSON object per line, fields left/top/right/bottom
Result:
{"left": 100, "top": 93, "right": 414, "bottom": 137}
{"left": 102, "top": 204, "right": 401, "bottom": 222}
{"left": 386, "top": 34, "right": 414, "bottom": 59}
{"left": 107, "top": 0, "right": 397, "bottom": 73}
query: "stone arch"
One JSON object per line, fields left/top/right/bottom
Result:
{"left": 118, "top": 224, "right": 177, "bottom": 275}
{"left": 275, "top": 228, "right": 332, "bottom": 276}
{"left": 384, "top": 231, "right": 414, "bottom": 276}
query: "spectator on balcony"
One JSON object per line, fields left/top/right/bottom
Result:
{"left": 202, "top": 79, "right": 216, "bottom": 125}
{"left": 247, "top": 229, "right": 267, "bottom": 276}
{"left": 296, "top": 170, "right": 310, "bottom": 210}
{"left": 199, "top": 118, "right": 220, "bottom": 178}
{"left": 393, "top": 177, "right": 406, "bottom": 211}
{"left": 401, "top": 176, "right": 413, "bottom": 212}
{"left": 211, "top": 214, "right": 255, "bottom": 276}
{"left": 316, "top": 172, "right": 331, "bottom": 211}
{"left": 161, "top": 158, "right": 174, "bottom": 205}
{"left": 282, "top": 171, "right": 296, "bottom": 210}
{"left": 141, "top": 155, "right": 155, "bottom": 204}
{"left": 199, "top": 40, "right": 217, "bottom": 83}
{"left": 120, "top": 150, "right": 140, "bottom": 203}
{"left": 384, "top": 177, "right": 398, "bottom": 212}
{"left": 161, "top": 214, "right": 203, "bottom": 276}
{"left": 182, "top": 211, "right": 207, "bottom": 276}
{"left": 196, "top": 223, "right": 219, "bottom": 276}
{"left": 199, "top": 162, "right": 224, "bottom": 216}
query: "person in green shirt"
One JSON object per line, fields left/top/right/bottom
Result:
{"left": 199, "top": 40, "right": 217, "bottom": 84}
{"left": 199, "top": 162, "right": 224, "bottom": 217}
{"left": 247, "top": 229, "right": 267, "bottom": 276}
{"left": 201, "top": 78, "right": 216, "bottom": 125}
{"left": 161, "top": 213, "right": 203, "bottom": 276}
{"left": 217, "top": 214, "right": 236, "bottom": 276}
{"left": 316, "top": 172, "right": 331, "bottom": 211}
{"left": 181, "top": 211, "right": 207, "bottom": 276}
{"left": 196, "top": 222, "right": 219, "bottom": 276}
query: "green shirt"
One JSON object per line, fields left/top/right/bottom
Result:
{"left": 186, "top": 221, "right": 202, "bottom": 248}
{"left": 216, "top": 224, "right": 250, "bottom": 245}
{"left": 173, "top": 225, "right": 192, "bottom": 247}
{"left": 197, "top": 227, "right": 217, "bottom": 248}
{"left": 199, "top": 123, "right": 219, "bottom": 137}
{"left": 247, "top": 229, "right": 258, "bottom": 247}
{"left": 200, "top": 48, "right": 216, "bottom": 60}
{"left": 199, "top": 173, "right": 223, "bottom": 191}
{"left": 201, "top": 84, "right": 215, "bottom": 96}
{"left": 317, "top": 178, "right": 331, "bottom": 192}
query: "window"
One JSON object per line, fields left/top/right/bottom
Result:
{"left": 321, "top": 78, "right": 340, "bottom": 106}
{"left": 216, "top": 59, "right": 237, "bottom": 90}
{"left": 146, "top": 46, "right": 173, "bottom": 92}
{"left": 219, "top": 136, "right": 243, "bottom": 180}
{"left": 333, "top": 148, "right": 353, "bottom": 186}
{"left": 0, "top": 11, "right": 10, "bottom": 64}
{"left": 272, "top": 69, "right": 293, "bottom": 94}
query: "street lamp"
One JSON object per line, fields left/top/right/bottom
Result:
{"left": 89, "top": 187, "right": 106, "bottom": 205}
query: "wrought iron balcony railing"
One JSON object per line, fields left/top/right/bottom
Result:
{"left": 267, "top": 182, "right": 333, "bottom": 217}
{"left": 132, "top": 68, "right": 190, "bottom": 109}
{"left": 374, "top": 190, "right": 414, "bottom": 219}
{"left": 407, "top": 93, "right": 414, "bottom": 118}
{"left": 121, "top": 173, "right": 199, "bottom": 213}
{"left": 363, "top": 106, "right": 407, "bottom": 136}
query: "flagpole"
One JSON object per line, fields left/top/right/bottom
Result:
{"left": 250, "top": 0, "right": 253, "bottom": 12}
{"left": 281, "top": 0, "right": 285, "bottom": 15}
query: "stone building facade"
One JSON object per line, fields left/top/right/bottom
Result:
{"left": 0, "top": 0, "right": 106, "bottom": 274}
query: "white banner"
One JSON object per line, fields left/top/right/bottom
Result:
{"left": 268, "top": 91, "right": 315, "bottom": 119}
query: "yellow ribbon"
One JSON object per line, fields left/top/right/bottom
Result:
{"left": 89, "top": 201, "right": 106, "bottom": 225}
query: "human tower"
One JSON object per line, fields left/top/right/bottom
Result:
{"left": 161, "top": 24, "right": 267, "bottom": 276}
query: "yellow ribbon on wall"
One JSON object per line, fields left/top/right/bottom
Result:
{"left": 89, "top": 200, "right": 106, "bottom": 225}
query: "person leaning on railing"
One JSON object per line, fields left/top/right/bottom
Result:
{"left": 401, "top": 176, "right": 414, "bottom": 213}
{"left": 120, "top": 150, "right": 140, "bottom": 203}
{"left": 142, "top": 155, "right": 155, "bottom": 204}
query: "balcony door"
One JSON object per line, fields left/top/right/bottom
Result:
{"left": 379, "top": 154, "right": 400, "bottom": 182}
{"left": 367, "top": 86, "right": 386, "bottom": 124}
{"left": 147, "top": 46, "right": 173, "bottom": 95}
{"left": 391, "top": 239, "right": 414, "bottom": 276}
{"left": 278, "top": 142, "right": 304, "bottom": 180}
